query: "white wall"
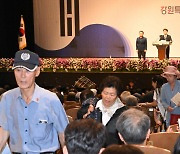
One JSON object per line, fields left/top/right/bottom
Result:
{"left": 34, "top": 0, "right": 180, "bottom": 57}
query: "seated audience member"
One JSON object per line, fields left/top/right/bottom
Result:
{"left": 77, "top": 89, "right": 98, "bottom": 119}
{"left": 75, "top": 89, "right": 97, "bottom": 102}
{"left": 173, "top": 136, "right": 180, "bottom": 154}
{"left": 101, "top": 144, "right": 144, "bottom": 154}
{"left": 66, "top": 91, "right": 76, "bottom": 101}
{"left": 126, "top": 80, "right": 137, "bottom": 94}
{"left": 80, "top": 89, "right": 95, "bottom": 104}
{"left": 96, "top": 76, "right": 127, "bottom": 146}
{"left": 68, "top": 88, "right": 77, "bottom": 93}
{"left": 75, "top": 91, "right": 81, "bottom": 102}
{"left": 120, "top": 91, "right": 131, "bottom": 104}
{"left": 50, "top": 87, "right": 64, "bottom": 104}
{"left": 133, "top": 93, "right": 142, "bottom": 102}
{"left": 138, "top": 90, "right": 155, "bottom": 107}
{"left": 116, "top": 108, "right": 150, "bottom": 145}
{"left": 63, "top": 119, "right": 106, "bottom": 154}
{"left": 77, "top": 97, "right": 101, "bottom": 121}
{"left": 91, "top": 88, "right": 98, "bottom": 96}
{"left": 125, "top": 95, "right": 138, "bottom": 107}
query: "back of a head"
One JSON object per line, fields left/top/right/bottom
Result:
{"left": 102, "top": 145, "right": 144, "bottom": 154}
{"left": 65, "top": 119, "right": 106, "bottom": 154}
{"left": 152, "top": 75, "right": 164, "bottom": 88}
{"left": 133, "top": 93, "right": 142, "bottom": 102}
{"left": 139, "top": 91, "right": 154, "bottom": 103}
{"left": 80, "top": 89, "right": 94, "bottom": 103}
{"left": 120, "top": 91, "right": 131, "bottom": 104}
{"left": 116, "top": 108, "right": 150, "bottom": 145}
{"left": 125, "top": 95, "right": 138, "bottom": 106}
{"left": 77, "top": 98, "right": 98, "bottom": 119}
{"left": 90, "top": 88, "right": 97, "bottom": 96}
{"left": 67, "top": 92, "right": 76, "bottom": 101}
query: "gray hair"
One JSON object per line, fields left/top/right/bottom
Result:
{"left": 120, "top": 91, "right": 131, "bottom": 103}
{"left": 125, "top": 95, "right": 138, "bottom": 106}
{"left": 116, "top": 108, "right": 150, "bottom": 144}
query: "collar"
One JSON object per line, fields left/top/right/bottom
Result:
{"left": 16, "top": 84, "right": 40, "bottom": 103}
{"left": 167, "top": 80, "right": 180, "bottom": 91}
{"left": 96, "top": 98, "right": 124, "bottom": 111}
{"left": 96, "top": 98, "right": 124, "bottom": 117}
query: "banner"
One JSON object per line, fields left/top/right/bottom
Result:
{"left": 33, "top": 0, "right": 180, "bottom": 58}
{"left": 19, "top": 15, "right": 27, "bottom": 50}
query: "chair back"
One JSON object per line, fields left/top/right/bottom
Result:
{"left": 67, "top": 115, "right": 74, "bottom": 123}
{"left": 64, "top": 105, "right": 80, "bottom": 111}
{"left": 66, "top": 108, "right": 80, "bottom": 120}
{"left": 135, "top": 145, "right": 171, "bottom": 154}
{"left": 148, "top": 132, "right": 180, "bottom": 152}
{"left": 63, "top": 101, "right": 81, "bottom": 110}
{"left": 63, "top": 101, "right": 80, "bottom": 106}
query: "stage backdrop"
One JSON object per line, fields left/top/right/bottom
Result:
{"left": 33, "top": 0, "right": 180, "bottom": 58}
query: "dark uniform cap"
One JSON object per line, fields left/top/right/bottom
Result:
{"left": 12, "top": 50, "right": 39, "bottom": 71}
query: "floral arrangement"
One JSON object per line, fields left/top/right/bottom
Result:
{"left": 0, "top": 58, "right": 180, "bottom": 73}
{"left": 0, "top": 58, "right": 14, "bottom": 71}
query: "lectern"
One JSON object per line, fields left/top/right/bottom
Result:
{"left": 153, "top": 41, "right": 170, "bottom": 60}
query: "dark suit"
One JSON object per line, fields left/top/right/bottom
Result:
{"left": 136, "top": 37, "right": 147, "bottom": 60}
{"left": 159, "top": 35, "right": 172, "bottom": 59}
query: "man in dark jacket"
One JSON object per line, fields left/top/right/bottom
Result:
{"left": 136, "top": 31, "right": 147, "bottom": 60}
{"left": 159, "top": 28, "right": 172, "bottom": 59}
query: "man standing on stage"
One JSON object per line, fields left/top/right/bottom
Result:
{"left": 0, "top": 50, "right": 68, "bottom": 153}
{"left": 136, "top": 31, "right": 147, "bottom": 60}
{"left": 159, "top": 28, "right": 172, "bottom": 59}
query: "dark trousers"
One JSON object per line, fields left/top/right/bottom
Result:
{"left": 138, "top": 50, "right": 146, "bottom": 60}
{"left": 166, "top": 46, "right": 170, "bottom": 59}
